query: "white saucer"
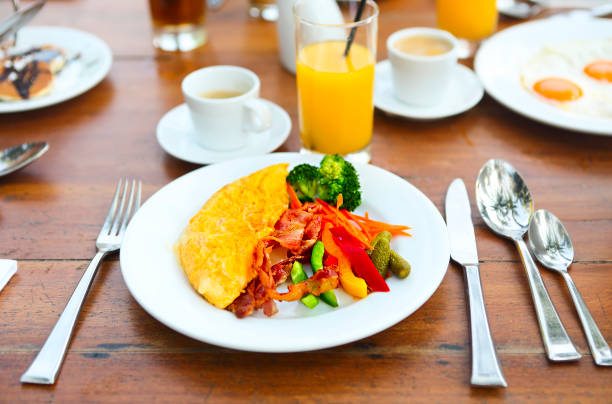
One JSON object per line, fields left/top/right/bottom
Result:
{"left": 374, "top": 60, "right": 484, "bottom": 120}
{"left": 156, "top": 100, "right": 292, "bottom": 164}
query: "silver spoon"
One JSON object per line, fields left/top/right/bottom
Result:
{"left": 475, "top": 159, "right": 580, "bottom": 361}
{"left": 497, "top": 0, "right": 542, "bottom": 19}
{"left": 529, "top": 210, "right": 612, "bottom": 366}
{"left": 0, "top": 142, "right": 49, "bottom": 177}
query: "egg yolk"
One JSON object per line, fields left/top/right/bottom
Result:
{"left": 584, "top": 60, "right": 612, "bottom": 82}
{"left": 533, "top": 78, "right": 582, "bottom": 102}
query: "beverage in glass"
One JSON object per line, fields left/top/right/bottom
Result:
{"left": 148, "top": 0, "right": 208, "bottom": 51}
{"left": 294, "top": 0, "right": 378, "bottom": 163}
{"left": 436, "top": 0, "right": 497, "bottom": 58}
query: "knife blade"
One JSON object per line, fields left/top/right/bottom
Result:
{"left": 445, "top": 178, "right": 507, "bottom": 388}
{"left": 446, "top": 178, "right": 478, "bottom": 265}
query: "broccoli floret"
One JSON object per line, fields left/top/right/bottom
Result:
{"left": 318, "top": 154, "right": 362, "bottom": 211}
{"left": 287, "top": 163, "right": 321, "bottom": 202}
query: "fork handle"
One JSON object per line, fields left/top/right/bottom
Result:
{"left": 464, "top": 264, "right": 507, "bottom": 387}
{"left": 21, "top": 251, "right": 107, "bottom": 384}
{"left": 514, "top": 238, "right": 581, "bottom": 362}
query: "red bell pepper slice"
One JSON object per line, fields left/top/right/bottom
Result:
{"left": 324, "top": 254, "right": 338, "bottom": 267}
{"left": 330, "top": 226, "right": 390, "bottom": 292}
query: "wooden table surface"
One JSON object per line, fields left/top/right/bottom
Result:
{"left": 1, "top": 0, "right": 611, "bottom": 402}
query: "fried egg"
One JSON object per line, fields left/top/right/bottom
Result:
{"left": 520, "top": 39, "right": 612, "bottom": 118}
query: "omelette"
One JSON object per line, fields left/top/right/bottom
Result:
{"left": 176, "top": 164, "right": 289, "bottom": 309}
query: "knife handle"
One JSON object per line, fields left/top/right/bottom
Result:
{"left": 514, "top": 238, "right": 581, "bottom": 362}
{"left": 464, "top": 264, "right": 507, "bottom": 387}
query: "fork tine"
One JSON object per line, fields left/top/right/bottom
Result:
{"left": 100, "top": 179, "right": 123, "bottom": 235}
{"left": 119, "top": 179, "right": 137, "bottom": 235}
{"left": 135, "top": 180, "right": 142, "bottom": 211}
{"left": 110, "top": 179, "right": 129, "bottom": 236}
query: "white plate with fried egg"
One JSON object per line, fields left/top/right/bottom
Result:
{"left": 475, "top": 16, "right": 612, "bottom": 135}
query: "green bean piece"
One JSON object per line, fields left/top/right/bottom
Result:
{"left": 291, "top": 261, "right": 307, "bottom": 284}
{"left": 301, "top": 294, "right": 319, "bottom": 309}
{"left": 320, "top": 290, "right": 339, "bottom": 307}
{"left": 388, "top": 250, "right": 411, "bottom": 279}
{"left": 369, "top": 231, "right": 392, "bottom": 277}
{"left": 311, "top": 241, "right": 325, "bottom": 272}
{"left": 291, "top": 261, "right": 318, "bottom": 309}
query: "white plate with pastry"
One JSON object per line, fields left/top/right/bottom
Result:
{"left": 120, "top": 153, "right": 450, "bottom": 353}
{"left": 0, "top": 26, "right": 112, "bottom": 113}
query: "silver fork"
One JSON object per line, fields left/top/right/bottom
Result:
{"left": 21, "top": 179, "right": 142, "bottom": 385}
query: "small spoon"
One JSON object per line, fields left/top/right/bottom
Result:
{"left": 529, "top": 210, "right": 612, "bottom": 366}
{"left": 475, "top": 159, "right": 581, "bottom": 361}
{"left": 0, "top": 142, "right": 49, "bottom": 177}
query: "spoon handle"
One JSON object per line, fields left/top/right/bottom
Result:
{"left": 514, "top": 238, "right": 581, "bottom": 361}
{"left": 464, "top": 265, "right": 507, "bottom": 387}
{"left": 561, "top": 272, "right": 612, "bottom": 366}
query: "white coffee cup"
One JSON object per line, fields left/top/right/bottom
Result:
{"left": 387, "top": 28, "right": 458, "bottom": 106}
{"left": 182, "top": 66, "right": 272, "bottom": 151}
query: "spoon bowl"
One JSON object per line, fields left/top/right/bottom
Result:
{"left": 475, "top": 159, "right": 533, "bottom": 240}
{"left": 0, "top": 141, "right": 49, "bottom": 177}
{"left": 528, "top": 210, "right": 573, "bottom": 272}
{"left": 497, "top": 0, "right": 542, "bottom": 19}
{"left": 475, "top": 158, "right": 580, "bottom": 362}
{"left": 528, "top": 209, "right": 612, "bottom": 366}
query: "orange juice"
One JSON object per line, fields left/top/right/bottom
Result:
{"left": 296, "top": 41, "right": 375, "bottom": 155}
{"left": 436, "top": 0, "right": 497, "bottom": 40}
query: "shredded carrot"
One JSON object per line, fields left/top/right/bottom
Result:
{"left": 342, "top": 209, "right": 372, "bottom": 241}
{"left": 315, "top": 199, "right": 371, "bottom": 248}
{"left": 287, "top": 183, "right": 302, "bottom": 209}
{"left": 336, "top": 194, "right": 343, "bottom": 209}
{"left": 314, "top": 197, "right": 411, "bottom": 246}
{"left": 346, "top": 211, "right": 412, "bottom": 238}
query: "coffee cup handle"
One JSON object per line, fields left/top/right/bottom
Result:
{"left": 243, "top": 99, "right": 272, "bottom": 133}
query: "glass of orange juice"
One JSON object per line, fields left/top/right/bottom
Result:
{"left": 294, "top": 0, "right": 378, "bottom": 163}
{"left": 436, "top": 0, "right": 497, "bottom": 58}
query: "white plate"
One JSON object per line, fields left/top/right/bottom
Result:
{"left": 0, "top": 26, "right": 112, "bottom": 113}
{"left": 374, "top": 60, "right": 483, "bottom": 120}
{"left": 120, "top": 153, "right": 450, "bottom": 352}
{"left": 475, "top": 16, "right": 612, "bottom": 136}
{"left": 156, "top": 101, "right": 291, "bottom": 164}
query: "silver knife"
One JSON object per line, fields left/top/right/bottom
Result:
{"left": 445, "top": 178, "right": 507, "bottom": 388}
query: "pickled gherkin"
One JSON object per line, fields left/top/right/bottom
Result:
{"left": 368, "top": 231, "right": 392, "bottom": 276}
{"left": 388, "top": 250, "right": 411, "bottom": 278}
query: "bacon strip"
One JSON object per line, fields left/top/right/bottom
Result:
{"left": 270, "top": 255, "right": 305, "bottom": 285}
{"left": 297, "top": 214, "right": 322, "bottom": 254}
{"left": 268, "top": 209, "right": 313, "bottom": 251}
{"left": 229, "top": 206, "right": 329, "bottom": 318}
{"left": 268, "top": 268, "right": 339, "bottom": 301}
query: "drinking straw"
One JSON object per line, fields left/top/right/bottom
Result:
{"left": 343, "top": 0, "right": 367, "bottom": 57}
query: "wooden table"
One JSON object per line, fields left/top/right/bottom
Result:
{"left": 1, "top": 0, "right": 611, "bottom": 402}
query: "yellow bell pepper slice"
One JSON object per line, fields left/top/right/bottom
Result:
{"left": 321, "top": 224, "right": 368, "bottom": 299}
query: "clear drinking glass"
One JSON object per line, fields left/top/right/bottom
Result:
{"left": 294, "top": 0, "right": 378, "bottom": 164}
{"left": 436, "top": 0, "right": 497, "bottom": 58}
{"left": 249, "top": 0, "right": 279, "bottom": 21}
{"left": 148, "top": 0, "right": 209, "bottom": 52}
